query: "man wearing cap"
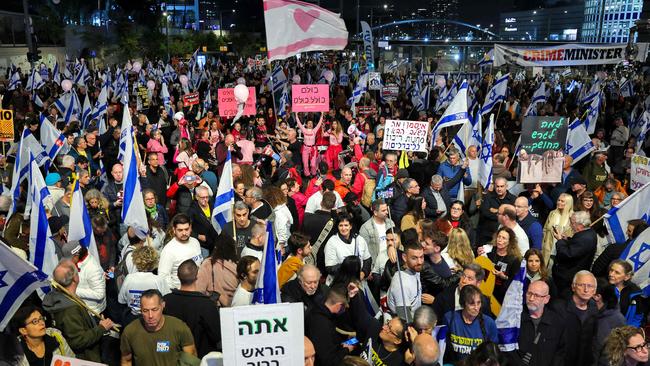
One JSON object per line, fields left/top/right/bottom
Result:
{"left": 570, "top": 176, "right": 588, "bottom": 209}
{"left": 45, "top": 172, "right": 64, "bottom": 211}
{"left": 60, "top": 241, "right": 107, "bottom": 315}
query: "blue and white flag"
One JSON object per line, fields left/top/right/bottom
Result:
{"left": 530, "top": 82, "right": 546, "bottom": 107}
{"left": 27, "top": 157, "right": 57, "bottom": 294}
{"left": 252, "top": 221, "right": 281, "bottom": 305}
{"left": 81, "top": 93, "right": 93, "bottom": 130}
{"left": 203, "top": 86, "right": 212, "bottom": 112}
{"left": 433, "top": 325, "right": 448, "bottom": 366}
{"left": 278, "top": 84, "right": 290, "bottom": 118}
{"left": 496, "top": 259, "right": 526, "bottom": 351}
{"left": 636, "top": 112, "right": 650, "bottom": 155}
{"left": 0, "top": 240, "right": 49, "bottom": 331}
{"left": 419, "top": 85, "right": 431, "bottom": 111}
{"left": 583, "top": 92, "right": 601, "bottom": 134}
{"left": 605, "top": 182, "right": 650, "bottom": 243}
{"left": 164, "top": 64, "right": 176, "bottom": 83}
{"left": 68, "top": 179, "right": 100, "bottom": 265}
{"left": 432, "top": 80, "right": 470, "bottom": 144}
{"left": 478, "top": 115, "right": 494, "bottom": 189}
{"left": 8, "top": 71, "right": 21, "bottom": 91}
{"left": 567, "top": 79, "right": 579, "bottom": 93}
{"left": 621, "top": 79, "right": 635, "bottom": 98}
{"left": 271, "top": 65, "right": 287, "bottom": 94}
{"left": 91, "top": 84, "right": 108, "bottom": 122}
{"left": 161, "top": 82, "right": 173, "bottom": 118}
{"left": 39, "top": 114, "right": 65, "bottom": 170}
{"left": 74, "top": 61, "right": 89, "bottom": 87}
{"left": 7, "top": 130, "right": 48, "bottom": 220}
{"left": 211, "top": 151, "right": 234, "bottom": 234}
{"left": 348, "top": 72, "right": 369, "bottom": 109}
{"left": 480, "top": 73, "right": 509, "bottom": 116}
{"left": 120, "top": 107, "right": 149, "bottom": 239}
{"left": 26, "top": 69, "right": 45, "bottom": 92}
{"left": 478, "top": 49, "right": 493, "bottom": 67}
{"left": 453, "top": 112, "right": 482, "bottom": 158}
{"left": 52, "top": 62, "right": 61, "bottom": 85}
{"left": 54, "top": 91, "right": 81, "bottom": 125}
{"left": 566, "top": 119, "right": 595, "bottom": 165}
{"left": 620, "top": 227, "right": 650, "bottom": 297}
{"left": 580, "top": 80, "right": 601, "bottom": 105}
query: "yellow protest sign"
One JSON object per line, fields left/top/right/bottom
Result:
{"left": 0, "top": 109, "right": 14, "bottom": 142}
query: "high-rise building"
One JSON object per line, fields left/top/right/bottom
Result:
{"left": 499, "top": 4, "right": 585, "bottom": 41}
{"left": 582, "top": 0, "right": 644, "bottom": 43}
{"left": 199, "top": 0, "right": 220, "bottom": 29}
{"left": 430, "top": 0, "right": 459, "bottom": 38}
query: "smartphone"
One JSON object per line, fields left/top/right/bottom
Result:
{"left": 343, "top": 337, "right": 359, "bottom": 346}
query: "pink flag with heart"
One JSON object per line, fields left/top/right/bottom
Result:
{"left": 263, "top": 0, "right": 349, "bottom": 61}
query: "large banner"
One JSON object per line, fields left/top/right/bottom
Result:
{"left": 518, "top": 116, "right": 568, "bottom": 183}
{"left": 360, "top": 21, "right": 375, "bottom": 69}
{"left": 382, "top": 119, "right": 429, "bottom": 152}
{"left": 631, "top": 154, "right": 650, "bottom": 191}
{"left": 494, "top": 43, "right": 649, "bottom": 67}
{"left": 221, "top": 303, "right": 304, "bottom": 366}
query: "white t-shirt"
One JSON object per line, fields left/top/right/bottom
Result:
{"left": 324, "top": 234, "right": 371, "bottom": 283}
{"left": 305, "top": 190, "right": 344, "bottom": 214}
{"left": 468, "top": 158, "right": 480, "bottom": 188}
{"left": 158, "top": 237, "right": 203, "bottom": 290}
{"left": 387, "top": 270, "right": 422, "bottom": 317}
{"left": 240, "top": 245, "right": 263, "bottom": 262}
{"left": 371, "top": 221, "right": 387, "bottom": 274}
{"left": 118, "top": 272, "right": 170, "bottom": 315}
{"left": 231, "top": 285, "right": 253, "bottom": 307}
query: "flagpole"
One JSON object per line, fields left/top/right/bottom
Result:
{"left": 269, "top": 61, "right": 281, "bottom": 126}
{"left": 232, "top": 202, "right": 237, "bottom": 241}
{"left": 386, "top": 205, "right": 411, "bottom": 323}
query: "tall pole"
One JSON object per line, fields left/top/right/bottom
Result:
{"left": 220, "top": 11, "right": 223, "bottom": 38}
{"left": 166, "top": 16, "right": 170, "bottom": 62}
{"left": 22, "top": 0, "right": 34, "bottom": 68}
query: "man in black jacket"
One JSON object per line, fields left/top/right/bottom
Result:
{"left": 478, "top": 176, "right": 516, "bottom": 244}
{"left": 507, "top": 280, "right": 566, "bottom": 366}
{"left": 187, "top": 186, "right": 218, "bottom": 256}
{"left": 281, "top": 264, "right": 327, "bottom": 312}
{"left": 144, "top": 152, "right": 169, "bottom": 208}
{"left": 163, "top": 259, "right": 221, "bottom": 358}
{"left": 552, "top": 211, "right": 597, "bottom": 296}
{"left": 422, "top": 175, "right": 452, "bottom": 220}
{"left": 305, "top": 284, "right": 353, "bottom": 366}
{"left": 431, "top": 263, "right": 493, "bottom": 321}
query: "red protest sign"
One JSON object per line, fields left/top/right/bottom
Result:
{"left": 217, "top": 87, "right": 257, "bottom": 118}
{"left": 291, "top": 84, "right": 330, "bottom": 112}
{"left": 182, "top": 92, "right": 200, "bottom": 107}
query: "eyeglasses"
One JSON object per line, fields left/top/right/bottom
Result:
{"left": 196, "top": 195, "right": 209, "bottom": 200}
{"left": 383, "top": 324, "right": 402, "bottom": 338}
{"left": 461, "top": 273, "right": 476, "bottom": 282}
{"left": 627, "top": 342, "right": 650, "bottom": 353}
{"left": 525, "top": 292, "right": 549, "bottom": 299}
{"left": 25, "top": 316, "right": 46, "bottom": 326}
{"left": 574, "top": 283, "right": 596, "bottom": 290}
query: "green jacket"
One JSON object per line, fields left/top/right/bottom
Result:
{"left": 42, "top": 289, "right": 105, "bottom": 362}
{"left": 583, "top": 160, "right": 608, "bottom": 191}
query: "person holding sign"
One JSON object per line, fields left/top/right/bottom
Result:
{"left": 296, "top": 113, "right": 323, "bottom": 178}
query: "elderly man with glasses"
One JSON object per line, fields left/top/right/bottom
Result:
{"left": 551, "top": 211, "right": 597, "bottom": 295}
{"left": 187, "top": 185, "right": 217, "bottom": 258}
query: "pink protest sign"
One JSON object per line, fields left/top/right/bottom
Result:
{"left": 291, "top": 84, "right": 330, "bottom": 112}
{"left": 217, "top": 87, "right": 257, "bottom": 118}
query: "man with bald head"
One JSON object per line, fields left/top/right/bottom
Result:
{"left": 478, "top": 176, "right": 516, "bottom": 244}
{"left": 412, "top": 333, "right": 439, "bottom": 366}
{"left": 498, "top": 203, "right": 530, "bottom": 253}
{"left": 42, "top": 260, "right": 114, "bottom": 362}
{"left": 506, "top": 280, "right": 566, "bottom": 365}
{"left": 304, "top": 336, "right": 316, "bottom": 366}
{"left": 281, "top": 264, "right": 326, "bottom": 311}
{"left": 335, "top": 166, "right": 353, "bottom": 200}
{"left": 514, "top": 196, "right": 543, "bottom": 251}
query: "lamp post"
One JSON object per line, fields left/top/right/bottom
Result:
{"left": 219, "top": 9, "right": 235, "bottom": 38}
{"left": 163, "top": 11, "right": 170, "bottom": 62}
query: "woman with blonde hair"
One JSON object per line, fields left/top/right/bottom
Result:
{"left": 84, "top": 189, "right": 110, "bottom": 221}
{"left": 444, "top": 228, "right": 475, "bottom": 270}
{"left": 542, "top": 193, "right": 574, "bottom": 264}
{"left": 604, "top": 326, "right": 649, "bottom": 366}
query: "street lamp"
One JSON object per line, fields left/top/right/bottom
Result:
{"left": 163, "top": 11, "right": 170, "bottom": 62}
{"left": 219, "top": 9, "right": 235, "bottom": 38}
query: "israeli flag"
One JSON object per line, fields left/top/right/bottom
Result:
{"left": 348, "top": 72, "right": 369, "bottom": 108}
{"left": 566, "top": 119, "right": 595, "bottom": 165}
{"left": 433, "top": 325, "right": 448, "bottom": 365}
{"left": 68, "top": 179, "right": 101, "bottom": 265}
{"left": 580, "top": 80, "right": 601, "bottom": 105}
{"left": 27, "top": 157, "right": 57, "bottom": 294}
{"left": 583, "top": 92, "right": 601, "bottom": 134}
{"left": 620, "top": 227, "right": 650, "bottom": 296}
{"left": 252, "top": 221, "right": 281, "bottom": 304}
{"left": 431, "top": 80, "right": 470, "bottom": 143}
{"left": 74, "top": 61, "right": 89, "bottom": 87}
{"left": 478, "top": 114, "right": 494, "bottom": 189}
{"left": 7, "top": 130, "right": 49, "bottom": 220}
{"left": 278, "top": 84, "right": 290, "bottom": 118}
{"left": 203, "top": 86, "right": 212, "bottom": 112}
{"left": 567, "top": 79, "right": 579, "bottom": 93}
{"left": 39, "top": 114, "right": 65, "bottom": 170}
{"left": 636, "top": 112, "right": 650, "bottom": 155}
{"left": 621, "top": 79, "right": 635, "bottom": 98}
{"left": 91, "top": 84, "right": 108, "bottom": 122}
{"left": 161, "top": 82, "right": 174, "bottom": 117}
{"left": 81, "top": 93, "right": 93, "bottom": 130}
{"left": 26, "top": 69, "right": 45, "bottom": 91}
{"left": 211, "top": 151, "right": 234, "bottom": 234}
{"left": 478, "top": 49, "right": 494, "bottom": 67}
{"left": 164, "top": 64, "right": 176, "bottom": 83}
{"left": 120, "top": 107, "right": 149, "bottom": 239}
{"left": 530, "top": 82, "right": 546, "bottom": 107}
{"left": 54, "top": 91, "right": 81, "bottom": 125}
{"left": 496, "top": 259, "right": 526, "bottom": 351}
{"left": 0, "top": 240, "right": 49, "bottom": 331}
{"left": 605, "top": 182, "right": 650, "bottom": 243}
{"left": 8, "top": 71, "right": 21, "bottom": 91}
{"left": 386, "top": 60, "right": 398, "bottom": 73}
{"left": 453, "top": 112, "right": 482, "bottom": 158}
{"left": 481, "top": 73, "right": 509, "bottom": 116}
{"left": 271, "top": 65, "right": 287, "bottom": 94}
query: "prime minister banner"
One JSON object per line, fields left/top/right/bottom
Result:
{"left": 494, "top": 43, "right": 649, "bottom": 67}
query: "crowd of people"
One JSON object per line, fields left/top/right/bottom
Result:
{"left": 0, "top": 53, "right": 649, "bottom": 366}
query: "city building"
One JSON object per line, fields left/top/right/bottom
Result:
{"left": 582, "top": 0, "right": 644, "bottom": 43}
{"left": 430, "top": 0, "right": 459, "bottom": 38}
{"left": 499, "top": 4, "right": 585, "bottom": 41}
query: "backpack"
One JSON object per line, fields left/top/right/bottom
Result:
{"left": 115, "top": 247, "right": 134, "bottom": 290}
{"left": 361, "top": 175, "right": 376, "bottom": 207}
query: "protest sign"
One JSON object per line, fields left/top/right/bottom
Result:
{"left": 339, "top": 74, "right": 349, "bottom": 86}
{"left": 182, "top": 92, "right": 200, "bottom": 107}
{"left": 382, "top": 119, "right": 429, "bottom": 152}
{"left": 218, "top": 87, "right": 257, "bottom": 118}
{"left": 0, "top": 109, "right": 14, "bottom": 142}
{"left": 137, "top": 86, "right": 150, "bottom": 108}
{"left": 381, "top": 84, "right": 399, "bottom": 102}
{"left": 220, "top": 303, "right": 304, "bottom": 366}
{"left": 291, "top": 84, "right": 329, "bottom": 112}
{"left": 518, "top": 116, "right": 568, "bottom": 183}
{"left": 355, "top": 105, "right": 377, "bottom": 116}
{"left": 494, "top": 43, "right": 650, "bottom": 67}
{"left": 631, "top": 154, "right": 650, "bottom": 191}
{"left": 51, "top": 354, "right": 106, "bottom": 366}
{"left": 368, "top": 72, "right": 381, "bottom": 90}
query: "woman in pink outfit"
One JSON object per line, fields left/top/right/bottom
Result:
{"left": 295, "top": 112, "right": 323, "bottom": 177}
{"left": 324, "top": 120, "right": 344, "bottom": 170}
{"left": 146, "top": 129, "right": 169, "bottom": 165}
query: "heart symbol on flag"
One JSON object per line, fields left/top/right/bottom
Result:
{"left": 294, "top": 8, "right": 319, "bottom": 32}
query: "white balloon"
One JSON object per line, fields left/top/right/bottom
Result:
{"left": 61, "top": 79, "right": 72, "bottom": 92}
{"left": 179, "top": 75, "right": 189, "bottom": 86}
{"left": 234, "top": 84, "right": 249, "bottom": 104}
{"left": 132, "top": 61, "right": 142, "bottom": 73}
{"left": 237, "top": 77, "right": 246, "bottom": 85}
{"left": 292, "top": 75, "right": 301, "bottom": 84}
{"left": 126, "top": 62, "right": 132, "bottom": 70}
{"left": 324, "top": 70, "right": 334, "bottom": 82}
{"left": 147, "top": 80, "right": 156, "bottom": 90}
